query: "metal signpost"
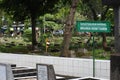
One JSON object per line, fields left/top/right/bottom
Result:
{"left": 76, "top": 21, "right": 110, "bottom": 77}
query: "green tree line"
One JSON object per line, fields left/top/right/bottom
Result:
{"left": 0, "top": 0, "right": 114, "bottom": 57}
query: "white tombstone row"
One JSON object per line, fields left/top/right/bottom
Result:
{"left": 0, "top": 63, "right": 59, "bottom": 80}
{"left": 0, "top": 63, "right": 56, "bottom": 80}
{"left": 0, "top": 63, "right": 14, "bottom": 80}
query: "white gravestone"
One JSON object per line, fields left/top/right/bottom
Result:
{"left": 37, "top": 64, "right": 56, "bottom": 80}
{"left": 38, "top": 65, "right": 48, "bottom": 80}
{"left": 0, "top": 63, "right": 14, "bottom": 80}
{"left": 0, "top": 65, "right": 6, "bottom": 80}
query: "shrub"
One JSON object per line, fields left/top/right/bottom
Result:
{"left": 0, "top": 45, "right": 29, "bottom": 54}
{"left": 23, "top": 29, "right": 32, "bottom": 42}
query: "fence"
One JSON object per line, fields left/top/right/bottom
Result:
{"left": 0, "top": 53, "right": 110, "bottom": 79}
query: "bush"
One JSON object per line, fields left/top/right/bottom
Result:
{"left": 23, "top": 29, "right": 32, "bottom": 42}
{"left": 0, "top": 45, "right": 29, "bottom": 54}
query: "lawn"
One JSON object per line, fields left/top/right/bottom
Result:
{"left": 0, "top": 36, "right": 114, "bottom": 60}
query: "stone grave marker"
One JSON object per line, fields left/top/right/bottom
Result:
{"left": 37, "top": 64, "right": 56, "bottom": 80}
{"left": 0, "top": 63, "right": 14, "bottom": 80}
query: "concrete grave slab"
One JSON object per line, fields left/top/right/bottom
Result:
{"left": 0, "top": 63, "right": 14, "bottom": 80}
{"left": 36, "top": 64, "right": 56, "bottom": 80}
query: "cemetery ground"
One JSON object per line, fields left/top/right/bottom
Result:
{"left": 0, "top": 35, "right": 114, "bottom": 60}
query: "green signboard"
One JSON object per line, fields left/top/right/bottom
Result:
{"left": 76, "top": 21, "right": 110, "bottom": 32}
{"left": 76, "top": 21, "right": 111, "bottom": 77}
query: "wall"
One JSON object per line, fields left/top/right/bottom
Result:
{"left": 0, "top": 53, "right": 110, "bottom": 79}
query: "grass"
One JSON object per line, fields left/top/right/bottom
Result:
{"left": 0, "top": 36, "right": 114, "bottom": 60}
{"left": 0, "top": 37, "right": 30, "bottom": 54}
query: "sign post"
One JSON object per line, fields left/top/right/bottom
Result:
{"left": 92, "top": 33, "right": 95, "bottom": 77}
{"left": 76, "top": 21, "right": 110, "bottom": 77}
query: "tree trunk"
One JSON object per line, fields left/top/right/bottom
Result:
{"left": 114, "top": 7, "right": 120, "bottom": 53}
{"left": 60, "top": 0, "right": 78, "bottom": 57}
{"left": 31, "top": 15, "right": 37, "bottom": 50}
{"left": 102, "top": 33, "right": 107, "bottom": 49}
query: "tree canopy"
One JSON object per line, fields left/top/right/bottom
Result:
{"left": 0, "top": 0, "right": 59, "bottom": 50}
{"left": 0, "top": 0, "right": 58, "bottom": 21}
{"left": 0, "top": 0, "right": 114, "bottom": 56}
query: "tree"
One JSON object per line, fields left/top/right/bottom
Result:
{"left": 54, "top": 0, "right": 71, "bottom": 24}
{"left": 81, "top": 0, "right": 112, "bottom": 50}
{"left": 39, "top": 14, "right": 62, "bottom": 31}
{"left": 0, "top": 0, "right": 59, "bottom": 50}
{"left": 60, "top": 0, "right": 79, "bottom": 57}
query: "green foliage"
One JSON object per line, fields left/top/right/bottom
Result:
{"left": 105, "top": 8, "right": 114, "bottom": 25}
{"left": 44, "top": 21, "right": 62, "bottom": 30}
{"left": 0, "top": 0, "right": 59, "bottom": 21}
{"left": 0, "top": 44, "right": 29, "bottom": 54}
{"left": 39, "top": 13, "right": 63, "bottom": 31}
{"left": 44, "top": 14, "right": 54, "bottom": 20}
{"left": 23, "top": 29, "right": 32, "bottom": 42}
{"left": 39, "top": 33, "right": 52, "bottom": 51}
{"left": 40, "top": 34, "right": 47, "bottom": 44}
{"left": 80, "top": 0, "right": 113, "bottom": 22}
{"left": 0, "top": 36, "right": 113, "bottom": 60}
{"left": 55, "top": 7, "right": 69, "bottom": 20}
{"left": 75, "top": 12, "right": 88, "bottom": 21}
{"left": 69, "top": 42, "right": 80, "bottom": 50}
{"left": 94, "top": 49, "right": 111, "bottom": 60}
